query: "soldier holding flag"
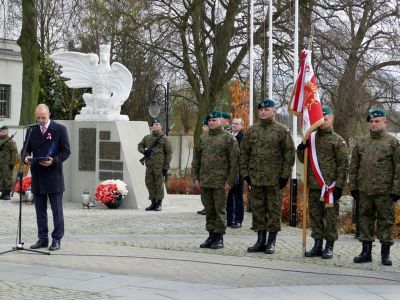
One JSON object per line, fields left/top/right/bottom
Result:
{"left": 297, "top": 107, "right": 348, "bottom": 259}
{"left": 0, "top": 125, "right": 18, "bottom": 200}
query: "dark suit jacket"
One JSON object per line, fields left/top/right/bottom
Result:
{"left": 23, "top": 120, "right": 71, "bottom": 194}
{"left": 233, "top": 130, "right": 244, "bottom": 186}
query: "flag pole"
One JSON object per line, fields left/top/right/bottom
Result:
{"left": 249, "top": 0, "right": 254, "bottom": 125}
{"left": 302, "top": 148, "right": 308, "bottom": 255}
{"left": 302, "top": 30, "right": 314, "bottom": 255}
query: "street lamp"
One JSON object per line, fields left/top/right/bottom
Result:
{"left": 150, "top": 82, "right": 170, "bottom": 135}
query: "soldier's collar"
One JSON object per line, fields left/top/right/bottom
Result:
{"left": 317, "top": 126, "right": 332, "bottom": 135}
{"left": 208, "top": 126, "right": 224, "bottom": 135}
{"left": 370, "top": 128, "right": 386, "bottom": 139}
{"left": 260, "top": 117, "right": 274, "bottom": 126}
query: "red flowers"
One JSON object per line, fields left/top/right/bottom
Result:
{"left": 14, "top": 176, "right": 32, "bottom": 193}
{"left": 95, "top": 183, "right": 119, "bottom": 204}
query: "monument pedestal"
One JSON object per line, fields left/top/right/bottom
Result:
{"left": 59, "top": 120, "right": 150, "bottom": 209}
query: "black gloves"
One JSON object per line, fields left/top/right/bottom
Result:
{"left": 297, "top": 140, "right": 309, "bottom": 151}
{"left": 162, "top": 168, "right": 168, "bottom": 177}
{"left": 244, "top": 175, "right": 252, "bottom": 187}
{"left": 390, "top": 193, "right": 400, "bottom": 203}
{"left": 9, "top": 164, "right": 14, "bottom": 171}
{"left": 333, "top": 187, "right": 342, "bottom": 201}
{"left": 143, "top": 149, "right": 152, "bottom": 157}
{"left": 350, "top": 190, "right": 360, "bottom": 200}
{"left": 279, "top": 177, "right": 289, "bottom": 189}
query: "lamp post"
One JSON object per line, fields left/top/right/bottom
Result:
{"left": 150, "top": 82, "right": 170, "bottom": 135}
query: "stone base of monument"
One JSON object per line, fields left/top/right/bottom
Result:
{"left": 75, "top": 114, "right": 129, "bottom": 121}
{"left": 59, "top": 120, "right": 157, "bottom": 209}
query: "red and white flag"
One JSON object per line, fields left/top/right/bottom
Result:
{"left": 289, "top": 49, "right": 324, "bottom": 142}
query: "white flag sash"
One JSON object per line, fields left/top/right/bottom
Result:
{"left": 308, "top": 132, "right": 335, "bottom": 207}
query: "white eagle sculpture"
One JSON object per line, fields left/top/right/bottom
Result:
{"left": 51, "top": 44, "right": 133, "bottom": 121}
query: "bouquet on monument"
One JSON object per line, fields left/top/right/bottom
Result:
{"left": 95, "top": 179, "right": 128, "bottom": 206}
{"left": 14, "top": 176, "right": 32, "bottom": 194}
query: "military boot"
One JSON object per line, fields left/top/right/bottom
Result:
{"left": 322, "top": 240, "right": 334, "bottom": 259}
{"left": 381, "top": 244, "right": 392, "bottom": 266}
{"left": 210, "top": 234, "right": 224, "bottom": 249}
{"left": 2, "top": 190, "right": 11, "bottom": 200}
{"left": 247, "top": 231, "right": 266, "bottom": 253}
{"left": 353, "top": 241, "right": 372, "bottom": 263}
{"left": 265, "top": 232, "right": 277, "bottom": 254}
{"left": 145, "top": 200, "right": 156, "bottom": 211}
{"left": 154, "top": 200, "right": 162, "bottom": 211}
{"left": 200, "top": 232, "right": 214, "bottom": 248}
{"left": 305, "top": 239, "right": 323, "bottom": 257}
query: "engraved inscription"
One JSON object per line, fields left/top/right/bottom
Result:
{"left": 99, "top": 161, "right": 123, "bottom": 171}
{"left": 100, "top": 131, "right": 111, "bottom": 140}
{"left": 99, "top": 142, "right": 120, "bottom": 160}
{"left": 79, "top": 128, "right": 96, "bottom": 171}
{"left": 99, "top": 171, "right": 124, "bottom": 181}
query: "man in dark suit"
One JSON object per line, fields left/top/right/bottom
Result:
{"left": 227, "top": 117, "right": 245, "bottom": 228}
{"left": 22, "top": 104, "right": 71, "bottom": 251}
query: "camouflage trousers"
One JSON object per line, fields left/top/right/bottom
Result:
{"left": 359, "top": 192, "right": 395, "bottom": 245}
{"left": 0, "top": 165, "right": 13, "bottom": 190}
{"left": 251, "top": 185, "right": 281, "bottom": 232}
{"left": 308, "top": 189, "right": 339, "bottom": 241}
{"left": 145, "top": 167, "right": 164, "bottom": 200}
{"left": 201, "top": 187, "right": 227, "bottom": 235}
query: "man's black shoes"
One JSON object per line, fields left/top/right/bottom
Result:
{"left": 49, "top": 240, "right": 60, "bottom": 251}
{"left": 30, "top": 240, "right": 48, "bottom": 249}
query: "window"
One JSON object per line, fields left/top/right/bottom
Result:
{"left": 0, "top": 84, "right": 11, "bottom": 118}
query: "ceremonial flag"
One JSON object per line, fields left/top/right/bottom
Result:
{"left": 289, "top": 49, "right": 324, "bottom": 141}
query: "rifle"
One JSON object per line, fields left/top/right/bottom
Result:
{"left": 0, "top": 132, "right": 17, "bottom": 152}
{"left": 139, "top": 132, "right": 166, "bottom": 165}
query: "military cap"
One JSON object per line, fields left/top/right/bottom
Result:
{"left": 206, "top": 110, "right": 223, "bottom": 120}
{"left": 221, "top": 112, "right": 231, "bottom": 119}
{"left": 0, "top": 125, "right": 8, "bottom": 130}
{"left": 258, "top": 98, "right": 276, "bottom": 109}
{"left": 150, "top": 118, "right": 162, "bottom": 126}
{"left": 322, "top": 106, "right": 332, "bottom": 116}
{"left": 202, "top": 119, "right": 208, "bottom": 126}
{"left": 366, "top": 108, "right": 386, "bottom": 122}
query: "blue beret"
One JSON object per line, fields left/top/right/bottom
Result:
{"left": 322, "top": 106, "right": 332, "bottom": 116}
{"left": 202, "top": 119, "right": 208, "bottom": 126}
{"left": 258, "top": 98, "right": 276, "bottom": 109}
{"left": 367, "top": 109, "right": 386, "bottom": 121}
{"left": 221, "top": 112, "right": 231, "bottom": 119}
{"left": 0, "top": 125, "right": 8, "bottom": 130}
{"left": 206, "top": 110, "right": 222, "bottom": 120}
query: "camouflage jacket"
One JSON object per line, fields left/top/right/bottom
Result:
{"left": 191, "top": 126, "right": 239, "bottom": 188}
{"left": 240, "top": 118, "right": 295, "bottom": 186}
{"left": 138, "top": 131, "right": 172, "bottom": 169}
{"left": 297, "top": 126, "right": 348, "bottom": 190}
{"left": 349, "top": 129, "right": 400, "bottom": 195}
{"left": 0, "top": 135, "right": 18, "bottom": 166}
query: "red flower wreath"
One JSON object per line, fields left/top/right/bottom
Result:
{"left": 14, "top": 176, "right": 32, "bottom": 193}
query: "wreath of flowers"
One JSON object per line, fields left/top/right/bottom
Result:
{"left": 14, "top": 176, "right": 32, "bottom": 193}
{"left": 95, "top": 179, "right": 128, "bottom": 205}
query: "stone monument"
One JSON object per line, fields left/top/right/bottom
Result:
{"left": 51, "top": 45, "right": 149, "bottom": 209}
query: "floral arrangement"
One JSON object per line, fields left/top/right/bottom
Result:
{"left": 95, "top": 179, "right": 128, "bottom": 205}
{"left": 14, "top": 176, "right": 32, "bottom": 193}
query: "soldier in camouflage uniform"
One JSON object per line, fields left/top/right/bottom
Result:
{"left": 240, "top": 99, "right": 295, "bottom": 254}
{"left": 0, "top": 125, "right": 18, "bottom": 200}
{"left": 192, "top": 111, "right": 239, "bottom": 249}
{"left": 350, "top": 109, "right": 400, "bottom": 266}
{"left": 221, "top": 112, "right": 232, "bottom": 132}
{"left": 138, "top": 119, "right": 172, "bottom": 211}
{"left": 297, "top": 107, "right": 348, "bottom": 259}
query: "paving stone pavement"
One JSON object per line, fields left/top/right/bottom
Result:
{"left": 0, "top": 194, "right": 399, "bottom": 299}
